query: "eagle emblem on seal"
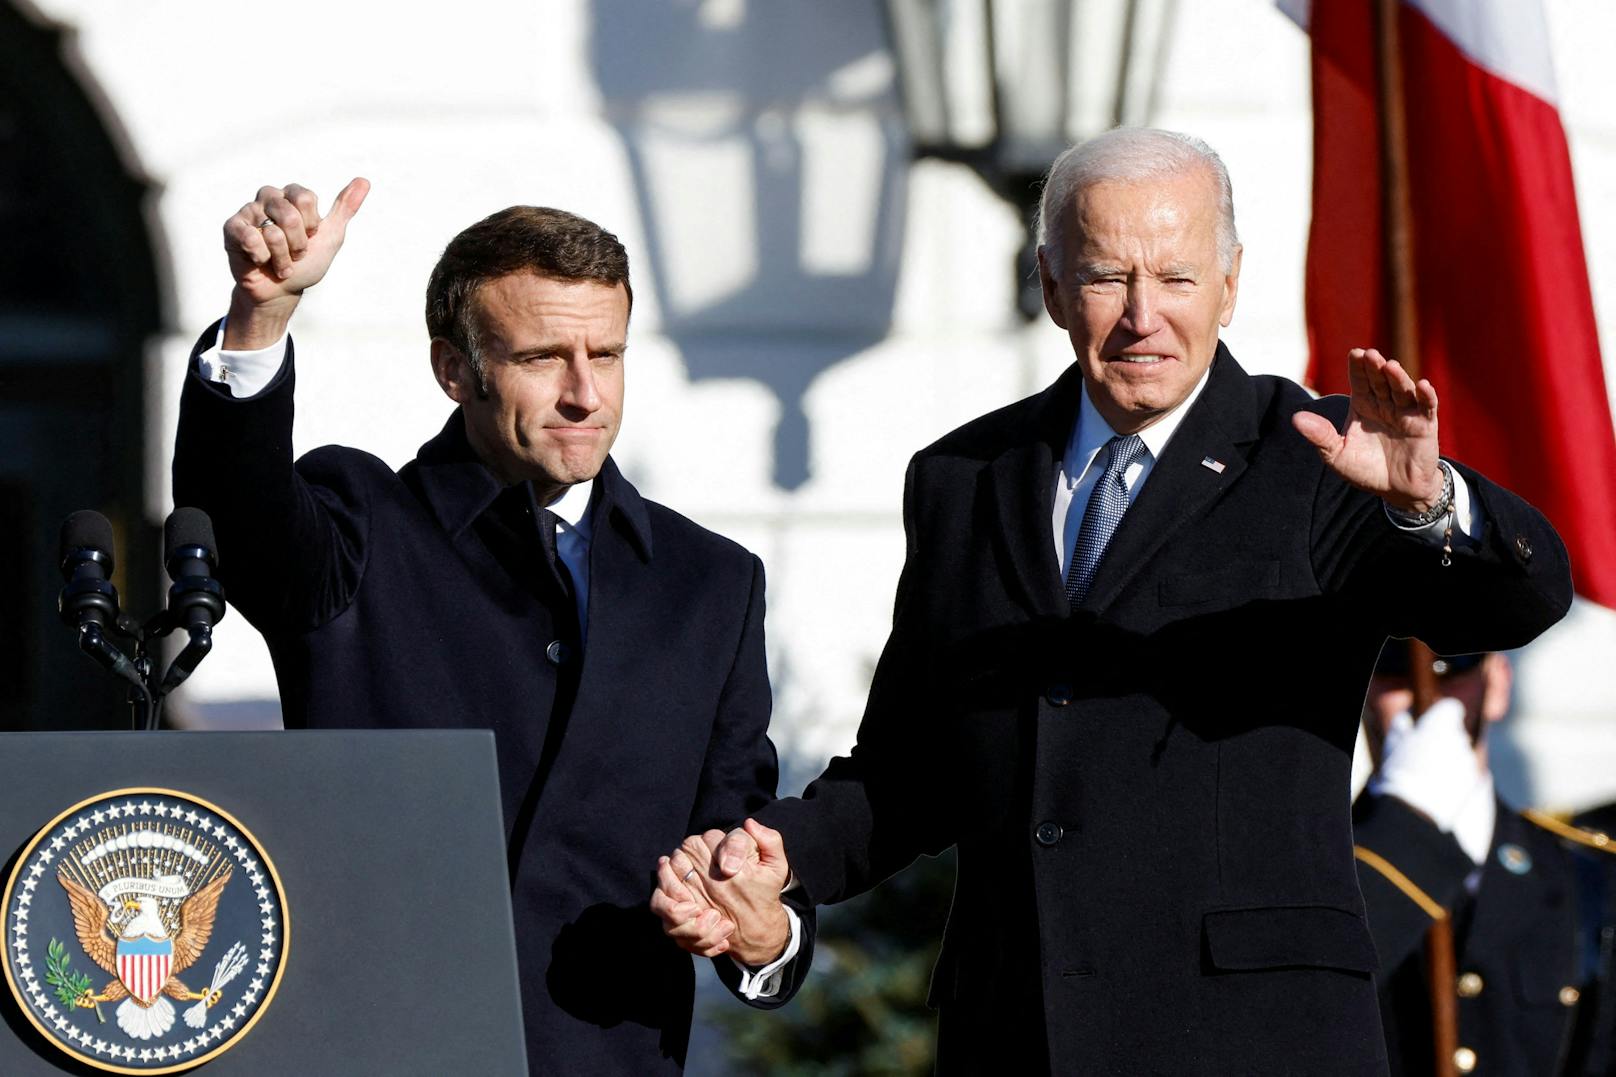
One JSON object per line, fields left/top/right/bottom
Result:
{"left": 58, "top": 864, "right": 232, "bottom": 1040}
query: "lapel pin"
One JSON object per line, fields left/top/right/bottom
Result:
{"left": 1200, "top": 456, "right": 1226, "bottom": 474}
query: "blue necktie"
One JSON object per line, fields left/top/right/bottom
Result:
{"left": 1065, "top": 434, "right": 1148, "bottom": 608}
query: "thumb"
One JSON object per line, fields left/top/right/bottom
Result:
{"left": 743, "top": 818, "right": 787, "bottom": 870}
{"left": 326, "top": 176, "right": 370, "bottom": 227}
{"left": 1291, "top": 410, "right": 1340, "bottom": 460}
{"left": 715, "top": 828, "right": 758, "bottom": 878}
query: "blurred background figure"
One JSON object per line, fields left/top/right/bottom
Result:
{"left": 1355, "top": 644, "right": 1616, "bottom": 1076}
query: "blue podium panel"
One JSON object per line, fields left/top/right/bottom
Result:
{"left": 0, "top": 731, "right": 527, "bottom": 1076}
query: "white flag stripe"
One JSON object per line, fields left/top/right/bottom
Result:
{"left": 1405, "top": 0, "right": 1556, "bottom": 105}
{"left": 1276, "top": 0, "right": 1556, "bottom": 105}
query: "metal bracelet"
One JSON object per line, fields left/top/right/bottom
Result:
{"left": 1385, "top": 459, "right": 1455, "bottom": 529}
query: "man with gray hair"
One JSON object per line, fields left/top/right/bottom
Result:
{"left": 654, "top": 127, "right": 1570, "bottom": 1072}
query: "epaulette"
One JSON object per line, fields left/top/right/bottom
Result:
{"left": 1523, "top": 808, "right": 1616, "bottom": 855}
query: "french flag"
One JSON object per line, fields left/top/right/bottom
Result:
{"left": 1287, "top": 0, "right": 1616, "bottom": 610}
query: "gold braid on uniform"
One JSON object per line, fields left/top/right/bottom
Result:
{"left": 1354, "top": 846, "right": 1449, "bottom": 920}
{"left": 1522, "top": 808, "right": 1616, "bottom": 854}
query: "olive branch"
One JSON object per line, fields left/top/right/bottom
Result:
{"left": 45, "top": 938, "right": 103, "bottom": 1023}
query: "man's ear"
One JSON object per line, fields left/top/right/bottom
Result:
{"left": 430, "top": 338, "right": 475, "bottom": 403}
{"left": 1038, "top": 246, "right": 1068, "bottom": 330}
{"left": 1219, "top": 245, "right": 1243, "bottom": 328}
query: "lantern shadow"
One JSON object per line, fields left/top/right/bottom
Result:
{"left": 590, "top": 0, "right": 906, "bottom": 490}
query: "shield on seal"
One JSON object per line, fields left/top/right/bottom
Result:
{"left": 115, "top": 935, "right": 174, "bottom": 1005}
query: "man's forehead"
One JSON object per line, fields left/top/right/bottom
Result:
{"left": 471, "top": 274, "right": 629, "bottom": 327}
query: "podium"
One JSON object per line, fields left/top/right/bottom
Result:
{"left": 0, "top": 731, "right": 528, "bottom": 1075}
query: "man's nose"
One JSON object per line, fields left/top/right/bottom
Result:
{"left": 559, "top": 355, "right": 601, "bottom": 414}
{"left": 1122, "top": 280, "right": 1163, "bottom": 337}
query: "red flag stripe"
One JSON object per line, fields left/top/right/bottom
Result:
{"left": 1303, "top": 0, "right": 1616, "bottom": 609}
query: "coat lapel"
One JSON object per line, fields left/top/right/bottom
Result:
{"left": 986, "top": 366, "right": 1084, "bottom": 620}
{"left": 569, "top": 458, "right": 654, "bottom": 720}
{"left": 1078, "top": 344, "right": 1261, "bottom": 613}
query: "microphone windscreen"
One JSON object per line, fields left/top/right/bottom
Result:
{"left": 60, "top": 510, "right": 115, "bottom": 564}
{"left": 164, "top": 507, "right": 217, "bottom": 566}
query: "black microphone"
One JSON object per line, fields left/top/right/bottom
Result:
{"left": 57, "top": 511, "right": 143, "bottom": 687}
{"left": 58, "top": 510, "right": 118, "bottom": 628}
{"left": 158, "top": 507, "right": 226, "bottom": 694}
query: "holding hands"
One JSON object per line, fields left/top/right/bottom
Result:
{"left": 651, "top": 819, "right": 792, "bottom": 966}
{"left": 1292, "top": 348, "right": 1446, "bottom": 516}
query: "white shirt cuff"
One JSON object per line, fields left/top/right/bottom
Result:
{"left": 1383, "top": 462, "right": 1483, "bottom": 544}
{"left": 730, "top": 904, "right": 802, "bottom": 1001}
{"left": 197, "top": 317, "right": 289, "bottom": 399}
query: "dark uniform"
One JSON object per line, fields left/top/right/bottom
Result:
{"left": 1355, "top": 793, "right": 1616, "bottom": 1074}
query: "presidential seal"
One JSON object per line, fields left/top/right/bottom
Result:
{"left": 3, "top": 788, "right": 288, "bottom": 1074}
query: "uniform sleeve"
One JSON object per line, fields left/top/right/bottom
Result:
{"left": 1354, "top": 794, "right": 1476, "bottom": 979}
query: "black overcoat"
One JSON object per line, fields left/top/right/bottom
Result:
{"left": 761, "top": 345, "right": 1571, "bottom": 1074}
{"left": 172, "top": 325, "right": 812, "bottom": 1073}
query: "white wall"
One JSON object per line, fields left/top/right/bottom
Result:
{"left": 31, "top": 0, "right": 1616, "bottom": 809}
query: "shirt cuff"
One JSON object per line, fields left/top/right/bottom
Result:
{"left": 730, "top": 905, "right": 802, "bottom": 1001}
{"left": 197, "top": 317, "right": 289, "bottom": 399}
{"left": 1383, "top": 462, "right": 1484, "bottom": 545}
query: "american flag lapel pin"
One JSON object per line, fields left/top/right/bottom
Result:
{"left": 1200, "top": 456, "right": 1226, "bottom": 474}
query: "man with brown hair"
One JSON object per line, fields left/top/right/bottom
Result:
{"left": 172, "top": 179, "right": 811, "bottom": 1071}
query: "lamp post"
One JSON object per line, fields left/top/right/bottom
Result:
{"left": 882, "top": 0, "right": 1162, "bottom": 319}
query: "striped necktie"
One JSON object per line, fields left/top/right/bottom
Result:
{"left": 1064, "top": 434, "right": 1148, "bottom": 608}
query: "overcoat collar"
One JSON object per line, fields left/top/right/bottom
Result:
{"left": 408, "top": 410, "right": 654, "bottom": 561}
{"left": 988, "top": 341, "right": 1261, "bottom": 618}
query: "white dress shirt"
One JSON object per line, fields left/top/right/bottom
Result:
{"left": 202, "top": 324, "right": 799, "bottom": 998}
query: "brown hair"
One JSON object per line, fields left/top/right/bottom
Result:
{"left": 425, "top": 206, "right": 632, "bottom": 388}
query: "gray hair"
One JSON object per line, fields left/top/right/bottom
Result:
{"left": 1036, "top": 127, "right": 1239, "bottom": 278}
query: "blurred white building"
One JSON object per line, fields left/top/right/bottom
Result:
{"left": 16, "top": 0, "right": 1616, "bottom": 810}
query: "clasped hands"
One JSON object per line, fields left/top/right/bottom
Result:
{"left": 651, "top": 818, "right": 792, "bottom": 967}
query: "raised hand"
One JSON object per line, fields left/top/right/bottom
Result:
{"left": 651, "top": 819, "right": 792, "bottom": 966}
{"left": 221, "top": 178, "right": 369, "bottom": 349}
{"left": 1292, "top": 348, "right": 1445, "bottom": 515}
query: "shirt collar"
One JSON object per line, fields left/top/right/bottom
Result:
{"left": 544, "top": 479, "right": 594, "bottom": 537}
{"left": 1064, "top": 364, "right": 1215, "bottom": 480}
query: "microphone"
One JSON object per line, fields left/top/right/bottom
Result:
{"left": 158, "top": 507, "right": 226, "bottom": 694}
{"left": 58, "top": 510, "right": 118, "bottom": 628}
{"left": 57, "top": 511, "right": 143, "bottom": 687}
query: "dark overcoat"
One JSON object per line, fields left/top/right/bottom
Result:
{"left": 761, "top": 345, "right": 1571, "bottom": 1074}
{"left": 173, "top": 325, "right": 812, "bottom": 1073}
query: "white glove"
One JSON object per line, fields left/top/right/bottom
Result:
{"left": 1370, "top": 697, "right": 1495, "bottom": 864}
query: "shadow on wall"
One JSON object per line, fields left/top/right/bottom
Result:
{"left": 590, "top": 0, "right": 906, "bottom": 490}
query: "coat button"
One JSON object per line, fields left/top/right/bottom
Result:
{"left": 1515, "top": 535, "right": 1533, "bottom": 561}
{"left": 1045, "top": 683, "right": 1074, "bottom": 706}
{"left": 1454, "top": 1047, "right": 1477, "bottom": 1073}
{"left": 1560, "top": 985, "right": 1581, "bottom": 1006}
{"left": 1035, "top": 821, "right": 1063, "bottom": 846}
{"left": 1456, "top": 972, "right": 1483, "bottom": 997}
{"left": 546, "top": 639, "right": 573, "bottom": 665}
